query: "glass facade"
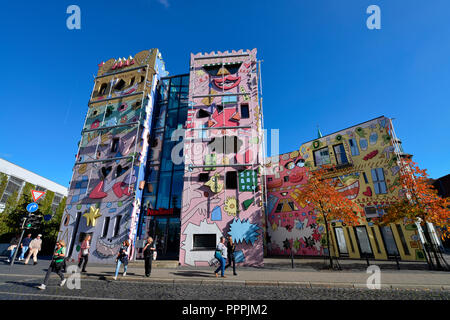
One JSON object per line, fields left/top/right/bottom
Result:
{"left": 136, "top": 74, "right": 189, "bottom": 259}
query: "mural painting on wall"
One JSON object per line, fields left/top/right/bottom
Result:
{"left": 265, "top": 151, "right": 324, "bottom": 256}
{"left": 179, "top": 49, "right": 264, "bottom": 267}
{"left": 58, "top": 50, "right": 162, "bottom": 263}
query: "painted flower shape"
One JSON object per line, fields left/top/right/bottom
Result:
{"left": 224, "top": 196, "right": 238, "bottom": 216}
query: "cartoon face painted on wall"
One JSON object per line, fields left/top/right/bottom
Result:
{"left": 180, "top": 49, "right": 264, "bottom": 267}
{"left": 265, "top": 152, "right": 323, "bottom": 256}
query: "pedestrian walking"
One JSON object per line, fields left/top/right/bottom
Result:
{"left": 37, "top": 240, "right": 67, "bottom": 290}
{"left": 214, "top": 236, "right": 227, "bottom": 278}
{"left": 225, "top": 235, "right": 237, "bottom": 276}
{"left": 6, "top": 234, "right": 20, "bottom": 263}
{"left": 143, "top": 237, "right": 156, "bottom": 277}
{"left": 78, "top": 234, "right": 91, "bottom": 273}
{"left": 24, "top": 234, "right": 43, "bottom": 265}
{"left": 113, "top": 240, "right": 129, "bottom": 280}
{"left": 18, "top": 233, "right": 32, "bottom": 261}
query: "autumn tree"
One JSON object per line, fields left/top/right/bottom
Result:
{"left": 381, "top": 159, "right": 450, "bottom": 270}
{"left": 295, "top": 166, "right": 363, "bottom": 269}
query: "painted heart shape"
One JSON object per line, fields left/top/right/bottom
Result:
{"left": 89, "top": 181, "right": 108, "bottom": 199}
{"left": 362, "top": 187, "right": 372, "bottom": 197}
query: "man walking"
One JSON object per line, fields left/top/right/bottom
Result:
{"left": 6, "top": 234, "right": 20, "bottom": 263}
{"left": 25, "top": 234, "right": 42, "bottom": 265}
{"left": 18, "top": 233, "right": 32, "bottom": 261}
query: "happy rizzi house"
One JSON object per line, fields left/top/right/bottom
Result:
{"left": 58, "top": 48, "right": 435, "bottom": 265}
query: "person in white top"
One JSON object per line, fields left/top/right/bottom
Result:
{"left": 25, "top": 234, "right": 43, "bottom": 265}
{"left": 214, "top": 237, "right": 227, "bottom": 278}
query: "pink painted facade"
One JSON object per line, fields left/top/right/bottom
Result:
{"left": 264, "top": 152, "right": 324, "bottom": 256}
{"left": 179, "top": 49, "right": 265, "bottom": 267}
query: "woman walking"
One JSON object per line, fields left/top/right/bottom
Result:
{"left": 214, "top": 236, "right": 227, "bottom": 278}
{"left": 225, "top": 236, "right": 237, "bottom": 276}
{"left": 78, "top": 234, "right": 91, "bottom": 273}
{"left": 143, "top": 237, "right": 156, "bottom": 277}
{"left": 113, "top": 240, "right": 129, "bottom": 280}
{"left": 37, "top": 240, "right": 66, "bottom": 290}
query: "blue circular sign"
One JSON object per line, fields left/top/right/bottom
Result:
{"left": 26, "top": 203, "right": 38, "bottom": 213}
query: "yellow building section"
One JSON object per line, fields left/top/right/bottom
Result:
{"left": 298, "top": 116, "right": 426, "bottom": 261}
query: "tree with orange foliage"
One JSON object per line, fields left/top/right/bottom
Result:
{"left": 294, "top": 165, "right": 363, "bottom": 269}
{"left": 382, "top": 159, "right": 450, "bottom": 270}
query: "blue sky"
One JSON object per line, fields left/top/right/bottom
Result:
{"left": 0, "top": 0, "right": 449, "bottom": 187}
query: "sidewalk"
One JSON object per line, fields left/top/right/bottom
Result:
{"left": 69, "top": 257, "right": 450, "bottom": 290}
{"left": 2, "top": 256, "right": 449, "bottom": 290}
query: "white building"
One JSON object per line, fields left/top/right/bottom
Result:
{"left": 0, "top": 158, "right": 68, "bottom": 213}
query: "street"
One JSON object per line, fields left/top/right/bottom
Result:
{"left": 0, "top": 273, "right": 448, "bottom": 300}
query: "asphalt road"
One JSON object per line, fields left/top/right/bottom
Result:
{"left": 0, "top": 273, "right": 448, "bottom": 300}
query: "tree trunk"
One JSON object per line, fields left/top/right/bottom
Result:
{"left": 323, "top": 214, "right": 333, "bottom": 269}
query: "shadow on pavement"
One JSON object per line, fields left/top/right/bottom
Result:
{"left": 170, "top": 270, "right": 216, "bottom": 278}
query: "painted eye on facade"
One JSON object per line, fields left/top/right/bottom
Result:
{"left": 285, "top": 161, "right": 295, "bottom": 170}
{"left": 296, "top": 159, "right": 305, "bottom": 167}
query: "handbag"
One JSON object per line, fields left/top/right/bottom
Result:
{"left": 152, "top": 250, "right": 157, "bottom": 261}
{"left": 82, "top": 248, "right": 89, "bottom": 255}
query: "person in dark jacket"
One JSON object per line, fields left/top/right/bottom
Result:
{"left": 225, "top": 236, "right": 237, "bottom": 275}
{"left": 113, "top": 240, "right": 129, "bottom": 280}
{"left": 18, "top": 233, "right": 32, "bottom": 261}
{"left": 37, "top": 240, "right": 66, "bottom": 290}
{"left": 6, "top": 234, "right": 20, "bottom": 263}
{"left": 143, "top": 237, "right": 156, "bottom": 277}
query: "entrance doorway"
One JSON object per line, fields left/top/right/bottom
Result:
{"left": 148, "top": 216, "right": 180, "bottom": 260}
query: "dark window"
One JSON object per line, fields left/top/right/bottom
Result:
{"left": 130, "top": 77, "right": 135, "bottom": 86}
{"left": 105, "top": 106, "right": 113, "bottom": 118}
{"left": 362, "top": 172, "right": 368, "bottom": 184}
{"left": 99, "top": 83, "right": 107, "bottom": 95}
{"left": 226, "top": 171, "right": 237, "bottom": 189}
{"left": 241, "top": 104, "right": 249, "bottom": 119}
{"left": 102, "top": 217, "right": 110, "bottom": 238}
{"left": 371, "top": 226, "right": 381, "bottom": 254}
{"left": 346, "top": 227, "right": 355, "bottom": 252}
{"left": 199, "top": 173, "right": 210, "bottom": 182}
{"left": 268, "top": 177, "right": 273, "bottom": 182}
{"left": 114, "top": 79, "right": 126, "bottom": 91}
{"left": 113, "top": 216, "right": 122, "bottom": 237}
{"left": 275, "top": 203, "right": 283, "bottom": 213}
{"left": 396, "top": 224, "right": 410, "bottom": 255}
{"left": 284, "top": 176, "right": 289, "bottom": 182}
{"left": 193, "top": 234, "right": 216, "bottom": 250}
{"left": 216, "top": 105, "right": 223, "bottom": 113}
{"left": 197, "top": 109, "right": 211, "bottom": 118}
{"left": 111, "top": 138, "right": 120, "bottom": 153}
{"left": 140, "top": 76, "right": 145, "bottom": 83}
{"left": 333, "top": 144, "right": 349, "bottom": 165}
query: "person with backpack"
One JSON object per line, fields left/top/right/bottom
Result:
{"left": 37, "top": 240, "right": 67, "bottom": 290}
{"left": 113, "top": 240, "right": 129, "bottom": 280}
{"left": 214, "top": 236, "right": 227, "bottom": 278}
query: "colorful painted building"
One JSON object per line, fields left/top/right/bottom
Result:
{"left": 265, "top": 116, "right": 427, "bottom": 262}
{"left": 59, "top": 48, "right": 431, "bottom": 265}
{"left": 59, "top": 49, "right": 168, "bottom": 263}
{"left": 179, "top": 49, "right": 265, "bottom": 267}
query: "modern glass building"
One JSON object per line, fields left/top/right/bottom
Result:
{"left": 136, "top": 74, "right": 189, "bottom": 259}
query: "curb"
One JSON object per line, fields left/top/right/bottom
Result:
{"left": 77, "top": 274, "right": 450, "bottom": 291}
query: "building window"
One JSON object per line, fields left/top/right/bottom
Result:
{"left": 274, "top": 203, "right": 283, "bottom": 213}
{"left": 313, "top": 147, "right": 331, "bottom": 166}
{"left": 371, "top": 226, "right": 381, "bottom": 254}
{"left": 129, "top": 77, "right": 135, "bottom": 86}
{"left": 284, "top": 176, "right": 289, "bottom": 182}
{"left": 240, "top": 104, "right": 249, "bottom": 119}
{"left": 268, "top": 177, "right": 273, "bottom": 182}
{"left": 105, "top": 106, "right": 113, "bottom": 118}
{"left": 371, "top": 168, "right": 387, "bottom": 194}
{"left": 199, "top": 173, "right": 209, "bottom": 182}
{"left": 102, "top": 217, "right": 110, "bottom": 238}
{"left": 114, "top": 79, "right": 126, "bottom": 91}
{"left": 348, "top": 138, "right": 359, "bottom": 156}
{"left": 333, "top": 144, "right": 348, "bottom": 165}
{"left": 396, "top": 224, "right": 410, "bottom": 255}
{"left": 364, "top": 206, "right": 378, "bottom": 218}
{"left": 111, "top": 138, "right": 120, "bottom": 153}
{"left": 99, "top": 83, "right": 107, "bottom": 95}
{"left": 193, "top": 234, "right": 216, "bottom": 250}
{"left": 346, "top": 227, "right": 355, "bottom": 252}
{"left": 113, "top": 216, "right": 122, "bottom": 237}
{"left": 362, "top": 172, "right": 368, "bottom": 184}
{"left": 226, "top": 171, "right": 238, "bottom": 189}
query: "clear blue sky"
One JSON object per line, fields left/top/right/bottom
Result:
{"left": 0, "top": 0, "right": 449, "bottom": 187}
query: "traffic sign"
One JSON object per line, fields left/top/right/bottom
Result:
{"left": 44, "top": 214, "right": 52, "bottom": 221}
{"left": 31, "top": 190, "right": 45, "bottom": 202}
{"left": 26, "top": 202, "right": 39, "bottom": 213}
